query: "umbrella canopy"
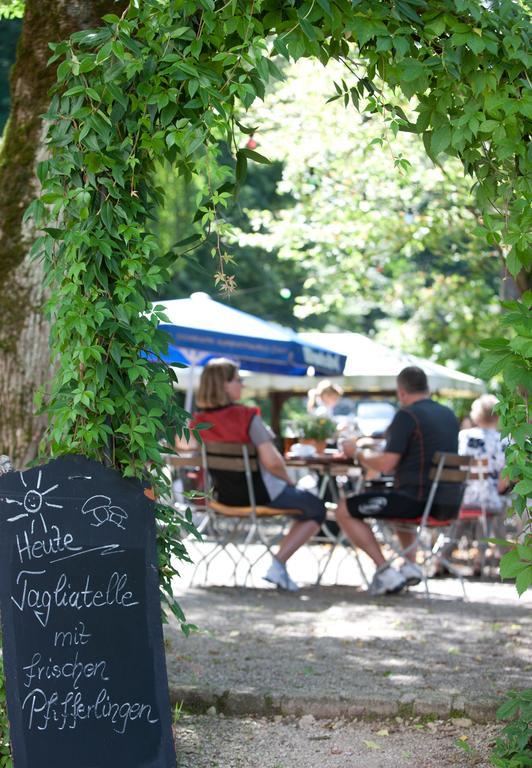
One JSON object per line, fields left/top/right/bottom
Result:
{"left": 242, "top": 332, "right": 485, "bottom": 398}
{"left": 154, "top": 293, "right": 346, "bottom": 376}
{"left": 152, "top": 294, "right": 346, "bottom": 409}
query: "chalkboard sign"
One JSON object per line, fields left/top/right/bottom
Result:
{"left": 0, "top": 455, "right": 177, "bottom": 768}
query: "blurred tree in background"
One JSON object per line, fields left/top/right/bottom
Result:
{"left": 152, "top": 59, "right": 505, "bottom": 377}
{"left": 151, "top": 151, "right": 309, "bottom": 327}
{"left": 230, "top": 60, "right": 505, "bottom": 375}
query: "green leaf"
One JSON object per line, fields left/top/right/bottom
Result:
{"left": 239, "top": 148, "right": 270, "bottom": 164}
{"left": 514, "top": 478, "right": 532, "bottom": 496}
{"left": 466, "top": 34, "right": 485, "bottom": 55}
{"left": 171, "top": 234, "right": 203, "bottom": 250}
{"left": 273, "top": 35, "right": 289, "bottom": 59}
{"left": 516, "top": 543, "right": 532, "bottom": 562}
{"left": 479, "top": 119, "right": 498, "bottom": 132}
{"left": 424, "top": 16, "right": 446, "bottom": 37}
{"left": 431, "top": 125, "right": 451, "bottom": 155}
{"left": 235, "top": 120, "right": 258, "bottom": 135}
{"left": 506, "top": 247, "right": 524, "bottom": 278}
{"left": 496, "top": 696, "right": 519, "bottom": 720}
{"left": 95, "top": 41, "right": 113, "bottom": 65}
{"left": 316, "top": 0, "right": 332, "bottom": 16}
{"left": 479, "top": 338, "right": 509, "bottom": 351}
{"left": 299, "top": 18, "right": 317, "bottom": 41}
{"left": 503, "top": 361, "right": 532, "bottom": 391}
{"left": 396, "top": 0, "right": 423, "bottom": 24}
{"left": 394, "top": 37, "right": 410, "bottom": 57}
{"left": 400, "top": 59, "right": 426, "bottom": 82}
{"left": 509, "top": 337, "right": 532, "bottom": 359}
{"left": 235, "top": 150, "right": 248, "bottom": 187}
{"left": 499, "top": 549, "right": 526, "bottom": 579}
{"left": 478, "top": 351, "right": 513, "bottom": 379}
{"left": 56, "top": 60, "right": 71, "bottom": 82}
{"left": 515, "top": 566, "right": 532, "bottom": 596}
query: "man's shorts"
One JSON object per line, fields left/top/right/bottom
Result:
{"left": 346, "top": 490, "right": 425, "bottom": 520}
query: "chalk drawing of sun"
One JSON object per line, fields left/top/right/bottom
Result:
{"left": 5, "top": 470, "right": 63, "bottom": 534}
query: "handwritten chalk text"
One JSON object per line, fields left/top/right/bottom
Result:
{"left": 53, "top": 621, "right": 91, "bottom": 648}
{"left": 22, "top": 687, "right": 159, "bottom": 734}
{"left": 22, "top": 652, "right": 109, "bottom": 690}
{"left": 11, "top": 571, "right": 139, "bottom": 627}
{"left": 16, "top": 526, "right": 81, "bottom": 565}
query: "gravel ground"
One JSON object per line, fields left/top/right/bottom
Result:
{"left": 166, "top": 582, "right": 531, "bottom": 720}
{"left": 175, "top": 713, "right": 500, "bottom": 768}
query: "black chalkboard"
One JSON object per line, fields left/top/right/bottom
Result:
{"left": 0, "top": 455, "right": 177, "bottom": 768}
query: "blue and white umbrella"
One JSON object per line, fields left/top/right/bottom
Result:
{"left": 152, "top": 293, "right": 346, "bottom": 409}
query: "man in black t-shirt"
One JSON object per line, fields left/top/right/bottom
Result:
{"left": 336, "top": 366, "right": 459, "bottom": 595}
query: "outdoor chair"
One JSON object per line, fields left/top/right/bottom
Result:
{"left": 190, "top": 442, "right": 301, "bottom": 586}
{"left": 375, "top": 452, "right": 472, "bottom": 598}
{"left": 311, "top": 503, "right": 371, "bottom": 588}
{"left": 312, "top": 466, "right": 369, "bottom": 587}
{"left": 455, "top": 457, "right": 494, "bottom": 576}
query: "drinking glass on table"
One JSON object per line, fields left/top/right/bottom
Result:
{"left": 338, "top": 436, "right": 357, "bottom": 459}
{"left": 337, "top": 419, "right": 361, "bottom": 458}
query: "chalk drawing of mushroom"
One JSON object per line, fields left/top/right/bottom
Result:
{"left": 81, "top": 495, "right": 128, "bottom": 529}
{"left": 4, "top": 470, "right": 63, "bottom": 534}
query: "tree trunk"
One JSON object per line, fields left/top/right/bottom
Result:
{"left": 0, "top": 0, "right": 126, "bottom": 467}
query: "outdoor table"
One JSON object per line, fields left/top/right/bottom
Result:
{"left": 284, "top": 451, "right": 371, "bottom": 586}
{"left": 284, "top": 450, "right": 363, "bottom": 502}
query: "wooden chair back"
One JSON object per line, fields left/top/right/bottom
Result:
{"left": 203, "top": 442, "right": 259, "bottom": 473}
{"left": 423, "top": 452, "right": 472, "bottom": 522}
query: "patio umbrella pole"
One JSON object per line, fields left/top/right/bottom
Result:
{"left": 184, "top": 359, "right": 196, "bottom": 414}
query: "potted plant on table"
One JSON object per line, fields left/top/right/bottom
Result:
{"left": 296, "top": 415, "right": 337, "bottom": 454}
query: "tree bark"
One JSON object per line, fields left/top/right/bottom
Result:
{"left": 0, "top": 0, "right": 127, "bottom": 467}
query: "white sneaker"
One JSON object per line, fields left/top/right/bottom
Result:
{"left": 263, "top": 558, "right": 299, "bottom": 592}
{"left": 400, "top": 561, "right": 423, "bottom": 586}
{"left": 368, "top": 565, "right": 406, "bottom": 596}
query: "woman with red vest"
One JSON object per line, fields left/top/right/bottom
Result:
{"left": 191, "top": 358, "right": 326, "bottom": 592}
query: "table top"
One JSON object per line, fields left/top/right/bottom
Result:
{"left": 284, "top": 451, "right": 354, "bottom": 467}
{"left": 165, "top": 449, "right": 356, "bottom": 469}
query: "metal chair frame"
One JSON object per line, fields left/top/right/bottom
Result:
{"left": 186, "top": 442, "right": 301, "bottom": 586}
{"left": 375, "top": 452, "right": 472, "bottom": 598}
{"left": 311, "top": 468, "right": 370, "bottom": 587}
{"left": 453, "top": 456, "right": 495, "bottom": 575}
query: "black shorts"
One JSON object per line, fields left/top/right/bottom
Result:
{"left": 346, "top": 491, "right": 425, "bottom": 520}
